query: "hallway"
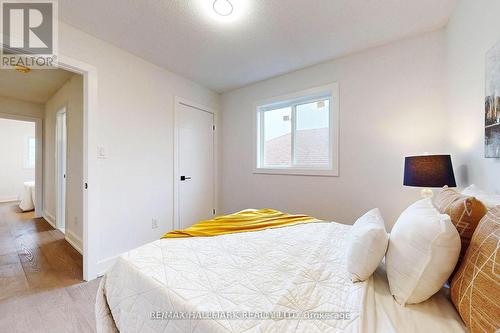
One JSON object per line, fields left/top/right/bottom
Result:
{"left": 0, "top": 202, "right": 100, "bottom": 331}
{"left": 0, "top": 202, "right": 83, "bottom": 298}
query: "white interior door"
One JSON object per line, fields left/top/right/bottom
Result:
{"left": 176, "top": 102, "right": 215, "bottom": 229}
{"left": 56, "top": 109, "right": 67, "bottom": 233}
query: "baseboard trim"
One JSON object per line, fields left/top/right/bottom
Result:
{"left": 97, "top": 255, "right": 120, "bottom": 277}
{"left": 43, "top": 210, "right": 56, "bottom": 228}
{"left": 0, "top": 196, "right": 19, "bottom": 203}
{"left": 65, "top": 229, "right": 83, "bottom": 255}
{"left": 42, "top": 211, "right": 82, "bottom": 255}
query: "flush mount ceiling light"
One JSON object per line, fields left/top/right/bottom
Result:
{"left": 198, "top": 0, "right": 247, "bottom": 24}
{"left": 213, "top": 0, "right": 233, "bottom": 16}
{"left": 15, "top": 65, "right": 31, "bottom": 74}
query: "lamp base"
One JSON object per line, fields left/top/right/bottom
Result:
{"left": 420, "top": 188, "right": 434, "bottom": 199}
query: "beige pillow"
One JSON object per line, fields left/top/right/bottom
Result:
{"left": 432, "top": 187, "right": 488, "bottom": 274}
{"left": 451, "top": 206, "right": 500, "bottom": 333}
{"left": 346, "top": 208, "right": 388, "bottom": 282}
{"left": 386, "top": 199, "right": 461, "bottom": 305}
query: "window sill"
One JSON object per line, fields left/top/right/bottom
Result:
{"left": 253, "top": 167, "right": 339, "bottom": 177}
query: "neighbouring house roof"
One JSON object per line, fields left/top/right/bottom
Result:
{"left": 264, "top": 128, "right": 329, "bottom": 166}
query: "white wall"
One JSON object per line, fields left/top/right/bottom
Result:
{"left": 446, "top": 0, "right": 500, "bottom": 193}
{"left": 0, "top": 96, "right": 44, "bottom": 118}
{"left": 43, "top": 74, "right": 83, "bottom": 248}
{"left": 56, "top": 22, "right": 220, "bottom": 269}
{"left": 221, "top": 31, "right": 448, "bottom": 229}
{"left": 0, "top": 118, "right": 35, "bottom": 202}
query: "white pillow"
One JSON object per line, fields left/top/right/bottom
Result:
{"left": 346, "top": 208, "right": 389, "bottom": 282}
{"left": 385, "top": 199, "right": 461, "bottom": 305}
{"left": 462, "top": 184, "right": 500, "bottom": 209}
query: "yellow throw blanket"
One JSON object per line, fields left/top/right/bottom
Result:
{"left": 162, "top": 208, "right": 319, "bottom": 238}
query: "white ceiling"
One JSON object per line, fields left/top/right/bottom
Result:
{"left": 0, "top": 69, "right": 73, "bottom": 103}
{"left": 58, "top": 0, "right": 457, "bottom": 92}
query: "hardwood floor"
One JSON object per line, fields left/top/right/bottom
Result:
{"left": 0, "top": 202, "right": 99, "bottom": 332}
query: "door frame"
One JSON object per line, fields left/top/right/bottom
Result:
{"left": 0, "top": 55, "right": 98, "bottom": 281}
{"left": 57, "top": 55, "right": 99, "bottom": 281}
{"left": 173, "top": 96, "right": 218, "bottom": 230}
{"left": 55, "top": 107, "right": 67, "bottom": 233}
{"left": 0, "top": 112, "right": 43, "bottom": 218}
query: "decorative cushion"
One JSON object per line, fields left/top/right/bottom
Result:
{"left": 432, "top": 187, "right": 488, "bottom": 271}
{"left": 386, "top": 199, "right": 461, "bottom": 305}
{"left": 346, "top": 208, "right": 389, "bottom": 282}
{"left": 462, "top": 184, "right": 500, "bottom": 209}
{"left": 451, "top": 206, "right": 500, "bottom": 333}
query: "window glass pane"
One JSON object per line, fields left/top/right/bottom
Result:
{"left": 263, "top": 107, "right": 292, "bottom": 166}
{"left": 295, "top": 99, "right": 330, "bottom": 167}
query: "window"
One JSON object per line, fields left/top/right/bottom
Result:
{"left": 255, "top": 83, "right": 339, "bottom": 176}
{"left": 24, "top": 136, "right": 36, "bottom": 169}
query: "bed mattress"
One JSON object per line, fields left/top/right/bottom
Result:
{"left": 96, "top": 220, "right": 467, "bottom": 333}
{"left": 96, "top": 221, "right": 367, "bottom": 333}
{"left": 362, "top": 265, "right": 467, "bottom": 333}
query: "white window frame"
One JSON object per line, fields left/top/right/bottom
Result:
{"left": 254, "top": 83, "right": 339, "bottom": 176}
{"left": 24, "top": 136, "right": 36, "bottom": 169}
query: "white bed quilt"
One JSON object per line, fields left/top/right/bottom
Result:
{"left": 96, "top": 222, "right": 367, "bottom": 333}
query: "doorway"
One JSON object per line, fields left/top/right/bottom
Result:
{"left": 56, "top": 108, "right": 67, "bottom": 233}
{"left": 174, "top": 98, "right": 216, "bottom": 230}
{"left": 0, "top": 114, "right": 43, "bottom": 216}
{"left": 0, "top": 117, "right": 37, "bottom": 208}
{"left": 0, "top": 58, "right": 97, "bottom": 281}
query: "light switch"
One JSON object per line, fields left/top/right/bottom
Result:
{"left": 97, "top": 146, "right": 106, "bottom": 159}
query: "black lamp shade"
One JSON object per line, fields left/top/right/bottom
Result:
{"left": 403, "top": 155, "right": 456, "bottom": 188}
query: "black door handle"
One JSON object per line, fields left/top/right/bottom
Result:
{"left": 180, "top": 176, "right": 192, "bottom": 181}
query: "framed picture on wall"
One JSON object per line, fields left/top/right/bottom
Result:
{"left": 485, "top": 40, "right": 500, "bottom": 158}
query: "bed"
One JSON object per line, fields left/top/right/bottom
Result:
{"left": 19, "top": 181, "right": 35, "bottom": 212}
{"left": 95, "top": 220, "right": 467, "bottom": 333}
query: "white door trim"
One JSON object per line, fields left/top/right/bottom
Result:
{"left": 57, "top": 54, "right": 99, "bottom": 281}
{"left": 0, "top": 112, "right": 43, "bottom": 218}
{"left": 173, "top": 96, "right": 218, "bottom": 230}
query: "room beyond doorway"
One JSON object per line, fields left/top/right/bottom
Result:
{"left": 0, "top": 67, "right": 85, "bottom": 282}
{"left": 0, "top": 118, "right": 37, "bottom": 209}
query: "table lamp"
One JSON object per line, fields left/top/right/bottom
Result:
{"left": 403, "top": 155, "right": 456, "bottom": 198}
